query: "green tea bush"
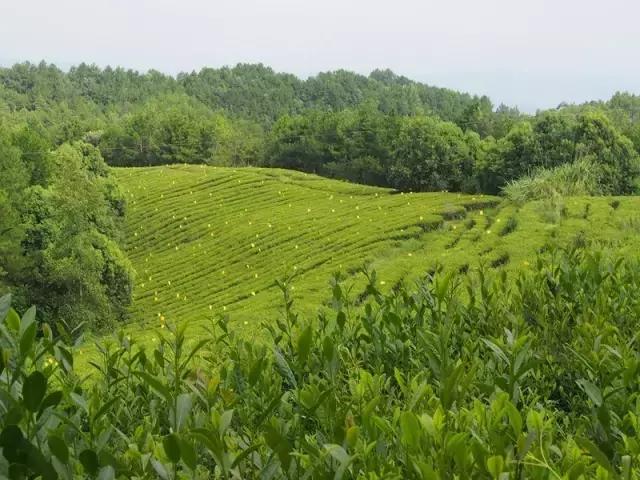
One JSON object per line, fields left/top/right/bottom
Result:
{"left": 1, "top": 246, "right": 640, "bottom": 478}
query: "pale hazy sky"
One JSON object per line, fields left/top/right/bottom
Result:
{"left": 1, "top": 0, "right": 638, "bottom": 112}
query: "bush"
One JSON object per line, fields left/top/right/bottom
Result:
{"left": 2, "top": 246, "right": 640, "bottom": 477}
{"left": 503, "top": 159, "right": 604, "bottom": 204}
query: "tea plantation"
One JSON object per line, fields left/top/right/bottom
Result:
{"left": 114, "top": 164, "right": 640, "bottom": 340}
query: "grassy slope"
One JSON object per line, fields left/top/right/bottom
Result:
{"left": 114, "top": 165, "right": 640, "bottom": 339}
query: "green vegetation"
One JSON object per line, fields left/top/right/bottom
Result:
{"left": 115, "top": 165, "right": 640, "bottom": 340}
{"left": 503, "top": 160, "right": 605, "bottom": 203}
{"left": 3, "top": 60, "right": 640, "bottom": 478}
{"left": 1, "top": 60, "right": 639, "bottom": 336}
{"left": 2, "top": 62, "right": 639, "bottom": 198}
{"left": 115, "top": 165, "right": 495, "bottom": 334}
{"left": 0, "top": 129, "right": 132, "bottom": 331}
{"left": 4, "top": 246, "right": 640, "bottom": 478}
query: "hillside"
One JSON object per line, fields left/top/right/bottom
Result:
{"left": 114, "top": 165, "right": 640, "bottom": 337}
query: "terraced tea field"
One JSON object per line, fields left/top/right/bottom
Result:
{"left": 114, "top": 165, "right": 640, "bottom": 338}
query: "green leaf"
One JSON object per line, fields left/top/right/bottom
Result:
{"left": 0, "top": 294, "right": 11, "bottom": 323}
{"left": 163, "top": 433, "right": 181, "bottom": 463}
{"left": 97, "top": 465, "right": 115, "bottom": 480}
{"left": 231, "top": 443, "right": 261, "bottom": 469}
{"left": 6, "top": 308, "right": 20, "bottom": 331}
{"left": 179, "top": 438, "right": 197, "bottom": 470}
{"left": 567, "top": 461, "right": 586, "bottom": 480}
{"left": 79, "top": 449, "right": 99, "bottom": 475}
{"left": 93, "top": 397, "right": 119, "bottom": 422}
{"left": 70, "top": 392, "right": 89, "bottom": 414}
{"left": 264, "top": 424, "right": 292, "bottom": 469}
{"left": 48, "top": 434, "right": 69, "bottom": 463}
{"left": 219, "top": 409, "right": 234, "bottom": 435}
{"left": 153, "top": 349, "right": 165, "bottom": 369}
{"left": 248, "top": 356, "right": 265, "bottom": 386}
{"left": 0, "top": 424, "right": 24, "bottom": 451}
{"left": 191, "top": 428, "right": 223, "bottom": 462}
{"left": 151, "top": 459, "right": 169, "bottom": 480}
{"left": 19, "top": 322, "right": 36, "bottom": 357}
{"left": 22, "top": 371, "right": 47, "bottom": 412}
{"left": 346, "top": 426, "right": 359, "bottom": 448}
{"left": 504, "top": 401, "right": 523, "bottom": 437}
{"left": 486, "top": 455, "right": 505, "bottom": 478}
{"left": 297, "top": 324, "right": 313, "bottom": 365}
{"left": 19, "top": 306, "right": 36, "bottom": 335}
{"left": 175, "top": 393, "right": 192, "bottom": 431}
{"left": 55, "top": 346, "right": 74, "bottom": 372}
{"left": 25, "top": 441, "right": 57, "bottom": 480}
{"left": 400, "top": 411, "right": 421, "bottom": 449}
{"left": 325, "top": 443, "right": 349, "bottom": 464}
{"left": 179, "top": 339, "right": 210, "bottom": 371}
{"left": 325, "top": 444, "right": 354, "bottom": 480}
{"left": 135, "top": 371, "right": 172, "bottom": 403}
{"left": 273, "top": 348, "right": 297, "bottom": 388}
{"left": 38, "top": 391, "right": 63, "bottom": 416}
{"left": 332, "top": 284, "right": 343, "bottom": 301}
{"left": 577, "top": 379, "right": 603, "bottom": 407}
{"left": 8, "top": 464, "right": 29, "bottom": 479}
{"left": 481, "top": 339, "right": 509, "bottom": 364}
{"left": 576, "top": 437, "right": 614, "bottom": 472}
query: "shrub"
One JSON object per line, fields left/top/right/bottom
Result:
{"left": 503, "top": 159, "right": 604, "bottom": 204}
{"left": 2, "top": 247, "right": 640, "bottom": 477}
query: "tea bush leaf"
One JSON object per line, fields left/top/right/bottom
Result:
{"left": 219, "top": 409, "right": 234, "bottom": 436}
{"left": 79, "top": 449, "right": 99, "bottom": 475}
{"left": 69, "top": 392, "right": 88, "bottom": 414}
{"left": 163, "top": 433, "right": 181, "bottom": 463}
{"left": 5, "top": 308, "right": 20, "bottom": 331}
{"left": 47, "top": 435, "right": 69, "bottom": 463}
{"left": 97, "top": 465, "right": 116, "bottom": 480}
{"left": 576, "top": 379, "right": 603, "bottom": 407}
{"left": 175, "top": 393, "right": 192, "bottom": 432}
{"left": 179, "top": 438, "right": 197, "bottom": 470}
{"left": 22, "top": 371, "right": 47, "bottom": 412}
{"left": 575, "top": 437, "right": 613, "bottom": 472}
{"left": 273, "top": 347, "right": 297, "bottom": 388}
{"left": 297, "top": 324, "right": 313, "bottom": 365}
{"left": 19, "top": 321, "right": 36, "bottom": 358}
{"left": 0, "top": 294, "right": 11, "bottom": 322}
{"left": 400, "top": 411, "right": 422, "bottom": 449}
{"left": 134, "top": 371, "right": 172, "bottom": 402}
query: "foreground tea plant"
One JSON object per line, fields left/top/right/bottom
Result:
{"left": 2, "top": 246, "right": 640, "bottom": 478}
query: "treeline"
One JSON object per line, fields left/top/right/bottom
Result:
{"left": 265, "top": 107, "right": 639, "bottom": 194}
{"left": 2, "top": 61, "right": 639, "bottom": 196}
{"left": 0, "top": 62, "right": 496, "bottom": 126}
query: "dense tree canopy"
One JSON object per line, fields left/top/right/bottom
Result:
{"left": 1, "top": 61, "right": 638, "bottom": 197}
{"left": 0, "top": 122, "right": 132, "bottom": 331}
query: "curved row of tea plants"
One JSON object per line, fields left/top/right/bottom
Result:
{"left": 2, "top": 246, "right": 640, "bottom": 478}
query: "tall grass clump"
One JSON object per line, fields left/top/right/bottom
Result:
{"left": 2, "top": 246, "right": 640, "bottom": 478}
{"left": 503, "top": 159, "right": 604, "bottom": 204}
